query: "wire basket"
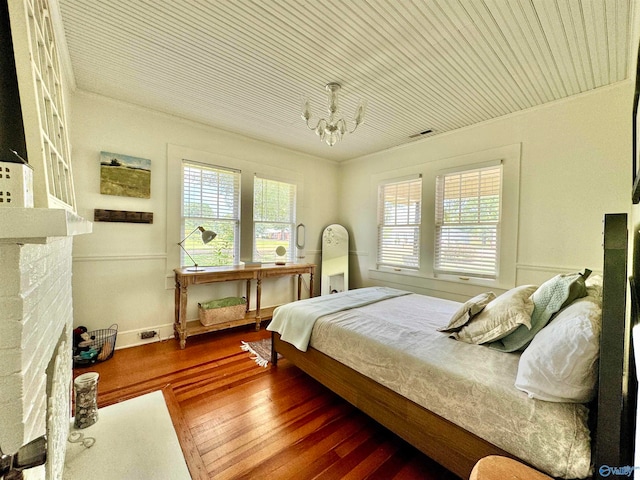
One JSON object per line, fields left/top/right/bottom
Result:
{"left": 73, "top": 323, "right": 118, "bottom": 367}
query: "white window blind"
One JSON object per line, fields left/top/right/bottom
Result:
{"left": 182, "top": 161, "right": 240, "bottom": 266}
{"left": 253, "top": 176, "right": 296, "bottom": 263}
{"left": 377, "top": 176, "right": 422, "bottom": 268}
{"left": 434, "top": 164, "right": 502, "bottom": 279}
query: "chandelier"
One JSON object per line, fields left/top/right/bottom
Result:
{"left": 301, "top": 83, "right": 366, "bottom": 147}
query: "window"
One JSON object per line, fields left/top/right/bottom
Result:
{"left": 253, "top": 176, "right": 296, "bottom": 263}
{"left": 377, "top": 176, "right": 422, "bottom": 269}
{"left": 434, "top": 164, "right": 502, "bottom": 279}
{"left": 182, "top": 161, "right": 240, "bottom": 266}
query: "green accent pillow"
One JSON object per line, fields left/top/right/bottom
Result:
{"left": 200, "top": 296, "right": 246, "bottom": 310}
{"left": 489, "top": 269, "right": 591, "bottom": 352}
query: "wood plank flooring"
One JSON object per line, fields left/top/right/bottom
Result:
{"left": 74, "top": 325, "right": 459, "bottom": 479}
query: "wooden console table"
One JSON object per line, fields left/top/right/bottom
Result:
{"left": 174, "top": 263, "right": 315, "bottom": 348}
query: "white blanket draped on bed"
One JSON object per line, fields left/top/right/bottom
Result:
{"left": 267, "top": 287, "right": 410, "bottom": 351}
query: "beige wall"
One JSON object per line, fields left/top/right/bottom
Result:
{"left": 69, "top": 91, "right": 339, "bottom": 347}
{"left": 339, "top": 82, "right": 633, "bottom": 301}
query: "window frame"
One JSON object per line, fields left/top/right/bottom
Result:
{"left": 167, "top": 145, "right": 304, "bottom": 273}
{"left": 253, "top": 174, "right": 297, "bottom": 263}
{"left": 434, "top": 162, "right": 503, "bottom": 280}
{"left": 181, "top": 160, "right": 241, "bottom": 267}
{"left": 376, "top": 174, "right": 423, "bottom": 270}
{"left": 370, "top": 144, "right": 520, "bottom": 292}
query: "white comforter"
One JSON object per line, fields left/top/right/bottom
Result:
{"left": 282, "top": 291, "right": 592, "bottom": 479}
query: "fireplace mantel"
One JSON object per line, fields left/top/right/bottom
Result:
{"left": 0, "top": 208, "right": 92, "bottom": 242}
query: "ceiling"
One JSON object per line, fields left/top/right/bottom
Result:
{"left": 56, "top": 0, "right": 637, "bottom": 162}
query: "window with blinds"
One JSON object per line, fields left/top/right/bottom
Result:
{"left": 377, "top": 176, "right": 422, "bottom": 269}
{"left": 434, "top": 164, "right": 502, "bottom": 279}
{"left": 182, "top": 161, "right": 240, "bottom": 266}
{"left": 253, "top": 176, "right": 296, "bottom": 263}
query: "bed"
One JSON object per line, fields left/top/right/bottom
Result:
{"left": 269, "top": 213, "right": 636, "bottom": 479}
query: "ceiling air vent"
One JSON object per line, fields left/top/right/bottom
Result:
{"left": 409, "top": 129, "right": 435, "bottom": 139}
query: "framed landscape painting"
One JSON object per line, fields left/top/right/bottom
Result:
{"left": 100, "top": 152, "right": 151, "bottom": 198}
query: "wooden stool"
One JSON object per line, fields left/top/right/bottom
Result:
{"left": 470, "top": 456, "right": 553, "bottom": 480}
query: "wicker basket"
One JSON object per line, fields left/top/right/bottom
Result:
{"left": 73, "top": 323, "right": 118, "bottom": 367}
{"left": 199, "top": 297, "right": 247, "bottom": 326}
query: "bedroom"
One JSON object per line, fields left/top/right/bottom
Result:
{"left": 0, "top": 0, "right": 638, "bottom": 479}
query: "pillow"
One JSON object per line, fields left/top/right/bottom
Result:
{"left": 515, "top": 295, "right": 601, "bottom": 402}
{"left": 585, "top": 274, "right": 603, "bottom": 301}
{"left": 437, "top": 292, "right": 496, "bottom": 333}
{"left": 451, "top": 285, "right": 537, "bottom": 344}
{"left": 490, "top": 269, "right": 591, "bottom": 352}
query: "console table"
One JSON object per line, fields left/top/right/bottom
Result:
{"left": 174, "top": 263, "right": 315, "bottom": 348}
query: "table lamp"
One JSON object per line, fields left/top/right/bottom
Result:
{"left": 178, "top": 226, "right": 216, "bottom": 271}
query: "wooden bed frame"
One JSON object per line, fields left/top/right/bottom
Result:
{"left": 271, "top": 214, "right": 637, "bottom": 479}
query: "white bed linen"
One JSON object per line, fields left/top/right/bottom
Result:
{"left": 308, "top": 293, "right": 591, "bottom": 479}
{"left": 267, "top": 286, "right": 410, "bottom": 351}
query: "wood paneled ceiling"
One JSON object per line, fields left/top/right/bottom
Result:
{"left": 57, "top": 0, "right": 637, "bottom": 162}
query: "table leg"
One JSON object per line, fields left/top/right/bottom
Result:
{"left": 309, "top": 270, "right": 314, "bottom": 298}
{"left": 297, "top": 274, "right": 302, "bottom": 300}
{"left": 255, "top": 278, "right": 262, "bottom": 330}
{"left": 174, "top": 278, "right": 180, "bottom": 340}
{"left": 245, "top": 279, "right": 251, "bottom": 313}
{"left": 178, "top": 283, "right": 188, "bottom": 349}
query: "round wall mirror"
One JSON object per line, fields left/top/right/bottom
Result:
{"left": 275, "top": 246, "right": 287, "bottom": 265}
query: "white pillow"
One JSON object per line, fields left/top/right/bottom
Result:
{"left": 452, "top": 285, "right": 537, "bottom": 344}
{"left": 585, "top": 274, "right": 603, "bottom": 301}
{"left": 515, "top": 295, "right": 601, "bottom": 403}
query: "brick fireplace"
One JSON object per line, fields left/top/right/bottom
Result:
{"left": 0, "top": 209, "right": 91, "bottom": 479}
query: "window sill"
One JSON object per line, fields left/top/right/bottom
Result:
{"left": 369, "top": 267, "right": 512, "bottom": 299}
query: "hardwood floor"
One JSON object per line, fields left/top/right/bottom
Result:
{"left": 74, "top": 325, "right": 459, "bottom": 479}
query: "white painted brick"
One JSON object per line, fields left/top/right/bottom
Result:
{"left": 0, "top": 318, "right": 21, "bottom": 349}
{"left": 0, "top": 244, "right": 20, "bottom": 297}
{"left": 0, "top": 401, "right": 25, "bottom": 452}
{"left": 23, "top": 375, "right": 46, "bottom": 434}
{"left": 0, "top": 372, "right": 23, "bottom": 404}
{"left": 0, "top": 296, "right": 23, "bottom": 319}
{"left": 21, "top": 286, "right": 39, "bottom": 320}
{"left": 0, "top": 347, "right": 21, "bottom": 375}
{"left": 0, "top": 232, "right": 74, "bottom": 468}
{"left": 22, "top": 344, "right": 45, "bottom": 395}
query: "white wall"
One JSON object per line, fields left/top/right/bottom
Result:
{"left": 340, "top": 82, "right": 633, "bottom": 302}
{"left": 69, "top": 91, "right": 339, "bottom": 348}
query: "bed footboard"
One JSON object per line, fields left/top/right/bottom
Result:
{"left": 272, "top": 331, "right": 513, "bottom": 479}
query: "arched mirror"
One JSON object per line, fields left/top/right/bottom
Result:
{"left": 321, "top": 224, "right": 349, "bottom": 295}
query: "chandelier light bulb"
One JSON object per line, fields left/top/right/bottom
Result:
{"left": 302, "top": 83, "right": 365, "bottom": 147}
